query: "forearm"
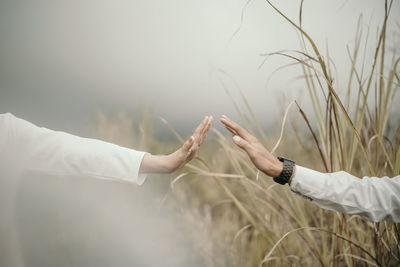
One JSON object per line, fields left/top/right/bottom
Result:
{"left": 139, "top": 153, "right": 176, "bottom": 174}
{"left": 5, "top": 113, "right": 148, "bottom": 184}
{"left": 290, "top": 166, "right": 400, "bottom": 222}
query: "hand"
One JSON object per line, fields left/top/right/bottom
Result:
{"left": 140, "top": 116, "right": 213, "bottom": 173}
{"left": 220, "top": 115, "right": 283, "bottom": 177}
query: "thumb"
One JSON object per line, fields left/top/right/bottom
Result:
{"left": 233, "top": 135, "right": 250, "bottom": 151}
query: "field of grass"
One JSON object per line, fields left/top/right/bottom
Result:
{"left": 94, "top": 1, "right": 400, "bottom": 266}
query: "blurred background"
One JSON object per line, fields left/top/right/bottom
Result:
{"left": 1, "top": 0, "right": 400, "bottom": 266}
{"left": 1, "top": 0, "right": 398, "bottom": 136}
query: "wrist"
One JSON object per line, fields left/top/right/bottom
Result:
{"left": 267, "top": 158, "right": 284, "bottom": 177}
{"left": 141, "top": 154, "right": 174, "bottom": 173}
{"left": 164, "top": 152, "right": 182, "bottom": 173}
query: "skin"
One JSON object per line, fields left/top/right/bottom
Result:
{"left": 139, "top": 116, "right": 213, "bottom": 173}
{"left": 220, "top": 115, "right": 285, "bottom": 179}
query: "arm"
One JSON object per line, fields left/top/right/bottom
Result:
{"left": 220, "top": 115, "right": 400, "bottom": 222}
{"left": 290, "top": 166, "right": 400, "bottom": 222}
{"left": 2, "top": 113, "right": 212, "bottom": 185}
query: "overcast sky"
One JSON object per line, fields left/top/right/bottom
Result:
{"left": 0, "top": 0, "right": 399, "bottom": 136}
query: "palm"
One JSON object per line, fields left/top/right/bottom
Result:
{"left": 167, "top": 116, "right": 213, "bottom": 172}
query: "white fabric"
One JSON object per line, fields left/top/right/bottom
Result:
{"left": 0, "top": 113, "right": 206, "bottom": 267}
{"left": 0, "top": 113, "right": 148, "bottom": 185}
{"left": 290, "top": 165, "right": 400, "bottom": 222}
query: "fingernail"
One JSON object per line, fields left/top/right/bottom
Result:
{"left": 233, "top": 136, "right": 241, "bottom": 143}
{"left": 190, "top": 136, "right": 194, "bottom": 142}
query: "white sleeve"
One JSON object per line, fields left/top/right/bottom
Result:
{"left": 2, "top": 113, "right": 148, "bottom": 185}
{"left": 290, "top": 165, "right": 400, "bottom": 222}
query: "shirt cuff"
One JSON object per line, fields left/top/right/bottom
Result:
{"left": 129, "top": 151, "right": 148, "bottom": 186}
{"left": 290, "top": 165, "right": 326, "bottom": 201}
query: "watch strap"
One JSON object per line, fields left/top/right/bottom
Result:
{"left": 273, "top": 157, "right": 295, "bottom": 185}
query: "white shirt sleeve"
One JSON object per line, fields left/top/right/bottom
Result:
{"left": 290, "top": 165, "right": 400, "bottom": 222}
{"left": 0, "top": 113, "right": 148, "bottom": 185}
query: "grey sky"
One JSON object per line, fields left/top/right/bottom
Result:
{"left": 0, "top": 0, "right": 398, "bottom": 136}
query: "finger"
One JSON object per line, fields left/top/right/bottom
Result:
{"left": 200, "top": 116, "right": 213, "bottom": 143}
{"left": 193, "top": 116, "right": 209, "bottom": 140}
{"left": 193, "top": 116, "right": 210, "bottom": 145}
{"left": 200, "top": 116, "right": 212, "bottom": 137}
{"left": 220, "top": 115, "right": 252, "bottom": 141}
{"left": 223, "top": 124, "right": 238, "bottom": 136}
{"left": 182, "top": 135, "right": 195, "bottom": 153}
{"left": 232, "top": 135, "right": 251, "bottom": 152}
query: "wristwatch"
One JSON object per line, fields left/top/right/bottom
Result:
{"left": 273, "top": 157, "right": 295, "bottom": 185}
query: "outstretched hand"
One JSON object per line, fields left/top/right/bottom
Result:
{"left": 140, "top": 116, "right": 213, "bottom": 173}
{"left": 220, "top": 115, "right": 283, "bottom": 177}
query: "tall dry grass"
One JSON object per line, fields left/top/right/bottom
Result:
{"left": 94, "top": 1, "right": 400, "bottom": 266}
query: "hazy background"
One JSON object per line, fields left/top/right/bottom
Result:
{"left": 1, "top": 1, "right": 399, "bottom": 266}
{"left": 1, "top": 0, "right": 399, "bottom": 137}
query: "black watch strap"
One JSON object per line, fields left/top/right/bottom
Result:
{"left": 273, "top": 157, "right": 295, "bottom": 185}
